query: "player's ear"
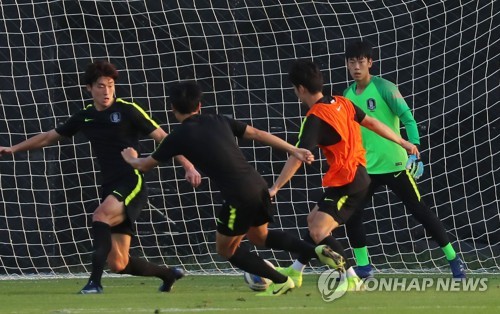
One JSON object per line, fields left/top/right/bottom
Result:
{"left": 298, "top": 84, "right": 308, "bottom": 95}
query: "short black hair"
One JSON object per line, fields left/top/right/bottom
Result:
{"left": 288, "top": 59, "right": 324, "bottom": 93}
{"left": 168, "top": 81, "right": 203, "bottom": 114}
{"left": 83, "top": 60, "right": 118, "bottom": 85}
{"left": 345, "top": 41, "right": 373, "bottom": 60}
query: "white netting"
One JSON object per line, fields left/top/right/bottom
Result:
{"left": 0, "top": 0, "right": 498, "bottom": 277}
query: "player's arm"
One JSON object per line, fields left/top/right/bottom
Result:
{"left": 148, "top": 127, "right": 201, "bottom": 187}
{"left": 268, "top": 116, "right": 320, "bottom": 198}
{"left": 0, "top": 129, "right": 61, "bottom": 157}
{"left": 378, "top": 79, "right": 420, "bottom": 145}
{"left": 359, "top": 114, "right": 419, "bottom": 157}
{"left": 268, "top": 155, "right": 303, "bottom": 198}
{"left": 242, "top": 125, "right": 314, "bottom": 164}
{"left": 377, "top": 80, "right": 424, "bottom": 178}
{"left": 121, "top": 147, "right": 160, "bottom": 173}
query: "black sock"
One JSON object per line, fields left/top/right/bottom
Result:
{"left": 89, "top": 221, "right": 112, "bottom": 284}
{"left": 228, "top": 247, "right": 287, "bottom": 283}
{"left": 118, "top": 257, "right": 171, "bottom": 281}
{"left": 265, "top": 229, "right": 317, "bottom": 262}
{"left": 297, "top": 232, "right": 317, "bottom": 264}
{"left": 345, "top": 208, "right": 367, "bottom": 248}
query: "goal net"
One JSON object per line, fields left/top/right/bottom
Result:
{"left": 0, "top": 0, "right": 498, "bottom": 277}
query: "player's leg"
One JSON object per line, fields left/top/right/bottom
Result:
{"left": 216, "top": 230, "right": 294, "bottom": 296}
{"left": 108, "top": 233, "right": 184, "bottom": 292}
{"left": 250, "top": 188, "right": 345, "bottom": 272}
{"left": 111, "top": 179, "right": 185, "bottom": 292}
{"left": 215, "top": 196, "right": 294, "bottom": 296}
{"left": 344, "top": 180, "right": 377, "bottom": 278}
{"left": 307, "top": 207, "right": 349, "bottom": 270}
{"left": 80, "top": 194, "right": 124, "bottom": 294}
{"left": 388, "top": 170, "right": 466, "bottom": 278}
{"left": 283, "top": 187, "right": 369, "bottom": 289}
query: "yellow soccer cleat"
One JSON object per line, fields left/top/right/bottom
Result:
{"left": 255, "top": 276, "right": 295, "bottom": 296}
{"left": 276, "top": 266, "right": 303, "bottom": 288}
{"left": 315, "top": 245, "right": 346, "bottom": 272}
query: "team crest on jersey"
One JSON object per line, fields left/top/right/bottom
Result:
{"left": 367, "top": 98, "right": 376, "bottom": 111}
{"left": 110, "top": 112, "right": 121, "bottom": 123}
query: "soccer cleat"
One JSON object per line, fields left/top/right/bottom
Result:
{"left": 256, "top": 276, "right": 295, "bottom": 296}
{"left": 449, "top": 256, "right": 466, "bottom": 279}
{"left": 354, "top": 264, "right": 374, "bottom": 279}
{"left": 276, "top": 266, "right": 303, "bottom": 288}
{"left": 159, "top": 267, "right": 186, "bottom": 292}
{"left": 314, "top": 245, "right": 346, "bottom": 272}
{"left": 79, "top": 280, "right": 103, "bottom": 294}
{"left": 346, "top": 276, "right": 365, "bottom": 292}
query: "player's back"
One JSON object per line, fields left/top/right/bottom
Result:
{"left": 170, "top": 114, "right": 267, "bottom": 199}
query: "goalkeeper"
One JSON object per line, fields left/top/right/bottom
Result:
{"left": 342, "top": 41, "right": 466, "bottom": 279}
{"left": 0, "top": 61, "right": 202, "bottom": 294}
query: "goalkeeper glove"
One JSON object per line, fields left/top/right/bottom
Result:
{"left": 406, "top": 154, "right": 424, "bottom": 180}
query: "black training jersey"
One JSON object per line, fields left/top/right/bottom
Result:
{"left": 151, "top": 114, "right": 267, "bottom": 200}
{"left": 55, "top": 98, "right": 159, "bottom": 183}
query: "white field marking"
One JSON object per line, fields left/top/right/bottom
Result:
{"left": 28, "top": 305, "right": 494, "bottom": 314}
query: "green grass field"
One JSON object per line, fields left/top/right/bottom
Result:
{"left": 0, "top": 274, "right": 498, "bottom": 314}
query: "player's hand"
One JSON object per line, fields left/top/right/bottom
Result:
{"left": 0, "top": 146, "right": 13, "bottom": 157}
{"left": 406, "top": 154, "right": 424, "bottom": 180}
{"left": 291, "top": 148, "right": 314, "bottom": 165}
{"left": 268, "top": 187, "right": 278, "bottom": 198}
{"left": 121, "top": 147, "right": 138, "bottom": 162}
{"left": 400, "top": 140, "right": 420, "bottom": 157}
{"left": 184, "top": 167, "right": 201, "bottom": 188}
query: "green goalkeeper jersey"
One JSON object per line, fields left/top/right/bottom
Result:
{"left": 344, "top": 76, "right": 420, "bottom": 174}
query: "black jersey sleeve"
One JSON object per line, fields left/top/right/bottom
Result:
{"left": 298, "top": 114, "right": 344, "bottom": 149}
{"left": 353, "top": 104, "right": 366, "bottom": 123}
{"left": 120, "top": 99, "right": 160, "bottom": 136}
{"left": 55, "top": 111, "right": 84, "bottom": 137}
{"left": 296, "top": 115, "right": 322, "bottom": 151}
{"left": 151, "top": 130, "right": 181, "bottom": 163}
{"left": 223, "top": 115, "right": 247, "bottom": 138}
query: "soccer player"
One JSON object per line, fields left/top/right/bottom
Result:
{"left": 121, "top": 81, "right": 346, "bottom": 297}
{"left": 0, "top": 61, "right": 202, "bottom": 294}
{"left": 342, "top": 41, "right": 466, "bottom": 279}
{"left": 269, "top": 59, "right": 419, "bottom": 290}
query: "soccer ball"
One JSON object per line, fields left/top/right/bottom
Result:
{"left": 243, "top": 259, "right": 275, "bottom": 291}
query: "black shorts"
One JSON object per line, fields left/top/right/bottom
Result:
{"left": 369, "top": 169, "right": 422, "bottom": 204}
{"left": 101, "top": 170, "right": 148, "bottom": 235}
{"left": 216, "top": 187, "right": 274, "bottom": 236}
{"left": 317, "top": 165, "right": 371, "bottom": 224}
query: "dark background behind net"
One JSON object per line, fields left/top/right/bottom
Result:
{"left": 0, "top": 0, "right": 498, "bottom": 275}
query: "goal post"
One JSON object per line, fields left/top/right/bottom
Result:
{"left": 0, "top": 0, "right": 498, "bottom": 277}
